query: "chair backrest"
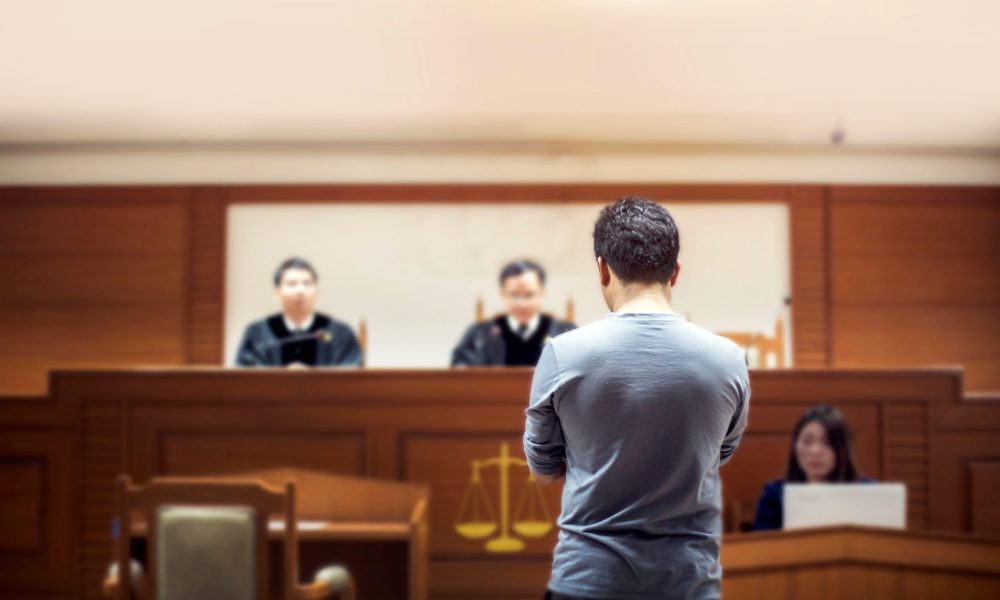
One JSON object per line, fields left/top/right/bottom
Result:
{"left": 115, "top": 476, "right": 297, "bottom": 600}
{"left": 357, "top": 318, "right": 367, "bottom": 367}
{"left": 475, "top": 297, "right": 575, "bottom": 323}
{"left": 155, "top": 505, "right": 256, "bottom": 600}
{"left": 717, "top": 317, "right": 786, "bottom": 368}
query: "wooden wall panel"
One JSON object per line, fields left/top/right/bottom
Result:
{"left": 829, "top": 186, "right": 1000, "bottom": 391}
{"left": 0, "top": 458, "right": 45, "bottom": 552}
{"left": 159, "top": 431, "right": 366, "bottom": 477}
{"left": 788, "top": 186, "right": 831, "bottom": 367}
{"left": 402, "top": 434, "right": 563, "bottom": 558}
{"left": 0, "top": 188, "right": 192, "bottom": 395}
{"left": 55, "top": 368, "right": 976, "bottom": 600}
{"left": 930, "top": 431, "right": 1000, "bottom": 533}
{"left": 0, "top": 430, "right": 77, "bottom": 592}
{"left": 969, "top": 461, "right": 1000, "bottom": 536}
{"left": 186, "top": 188, "right": 227, "bottom": 364}
{"left": 79, "top": 401, "right": 124, "bottom": 600}
{"left": 883, "top": 402, "right": 931, "bottom": 529}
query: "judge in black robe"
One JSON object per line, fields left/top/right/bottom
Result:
{"left": 236, "top": 312, "right": 362, "bottom": 367}
{"left": 452, "top": 259, "right": 576, "bottom": 367}
{"left": 235, "top": 256, "right": 362, "bottom": 368}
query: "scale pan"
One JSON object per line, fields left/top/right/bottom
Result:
{"left": 513, "top": 520, "right": 552, "bottom": 537}
{"left": 455, "top": 522, "right": 498, "bottom": 539}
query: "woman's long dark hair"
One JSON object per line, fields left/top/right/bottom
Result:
{"left": 785, "top": 404, "right": 858, "bottom": 483}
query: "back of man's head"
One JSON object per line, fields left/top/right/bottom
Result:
{"left": 593, "top": 197, "right": 680, "bottom": 284}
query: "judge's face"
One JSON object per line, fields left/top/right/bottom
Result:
{"left": 276, "top": 268, "right": 317, "bottom": 317}
{"left": 501, "top": 271, "right": 544, "bottom": 326}
{"left": 795, "top": 421, "right": 837, "bottom": 482}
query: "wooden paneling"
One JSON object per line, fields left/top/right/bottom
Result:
{"left": 186, "top": 188, "right": 227, "bottom": 364}
{"left": 0, "top": 188, "right": 191, "bottom": 395}
{"left": 969, "top": 461, "right": 1000, "bottom": 536}
{"left": 0, "top": 430, "right": 77, "bottom": 591}
{"left": 788, "top": 186, "right": 831, "bottom": 367}
{"left": 830, "top": 186, "right": 1000, "bottom": 391}
{"left": 402, "top": 434, "right": 563, "bottom": 558}
{"left": 723, "top": 527, "right": 1000, "bottom": 600}
{"left": 79, "top": 401, "right": 124, "bottom": 600}
{"left": 930, "top": 431, "right": 1000, "bottom": 533}
{"left": 882, "top": 402, "right": 931, "bottom": 529}
{"left": 224, "top": 183, "right": 796, "bottom": 204}
{"left": 0, "top": 306, "right": 186, "bottom": 394}
{"left": 52, "top": 368, "right": 984, "bottom": 599}
{"left": 158, "top": 431, "right": 366, "bottom": 477}
{"left": 832, "top": 305, "right": 999, "bottom": 390}
{"left": 0, "top": 458, "right": 45, "bottom": 552}
{"left": 0, "top": 202, "right": 186, "bottom": 254}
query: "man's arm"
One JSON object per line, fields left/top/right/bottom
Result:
{"left": 533, "top": 464, "right": 566, "bottom": 486}
{"left": 523, "top": 344, "right": 566, "bottom": 483}
{"left": 720, "top": 370, "right": 751, "bottom": 466}
{"left": 235, "top": 324, "right": 267, "bottom": 367}
{"left": 450, "top": 324, "right": 485, "bottom": 367}
{"left": 334, "top": 326, "right": 363, "bottom": 367}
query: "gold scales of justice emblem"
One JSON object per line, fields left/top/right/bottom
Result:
{"left": 454, "top": 442, "right": 554, "bottom": 553}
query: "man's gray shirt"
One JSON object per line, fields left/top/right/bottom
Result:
{"left": 523, "top": 312, "right": 750, "bottom": 600}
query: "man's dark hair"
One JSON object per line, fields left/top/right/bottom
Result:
{"left": 499, "top": 259, "right": 546, "bottom": 286}
{"left": 273, "top": 257, "right": 318, "bottom": 287}
{"left": 593, "top": 196, "right": 680, "bottom": 284}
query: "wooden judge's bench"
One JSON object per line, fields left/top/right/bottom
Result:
{"left": 1, "top": 368, "right": 999, "bottom": 599}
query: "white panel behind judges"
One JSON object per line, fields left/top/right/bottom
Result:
{"left": 226, "top": 203, "right": 789, "bottom": 368}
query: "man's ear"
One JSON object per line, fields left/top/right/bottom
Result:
{"left": 669, "top": 260, "right": 682, "bottom": 287}
{"left": 597, "top": 257, "right": 612, "bottom": 288}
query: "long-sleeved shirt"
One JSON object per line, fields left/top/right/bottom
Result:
{"left": 524, "top": 312, "right": 750, "bottom": 600}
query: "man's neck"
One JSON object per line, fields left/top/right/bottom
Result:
{"left": 612, "top": 286, "right": 674, "bottom": 314}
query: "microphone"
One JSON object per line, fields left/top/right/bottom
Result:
{"left": 261, "top": 329, "right": 333, "bottom": 349}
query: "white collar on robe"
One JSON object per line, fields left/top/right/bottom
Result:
{"left": 507, "top": 313, "right": 541, "bottom": 340}
{"left": 284, "top": 313, "right": 315, "bottom": 333}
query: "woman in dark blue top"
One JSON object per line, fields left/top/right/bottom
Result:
{"left": 753, "top": 404, "right": 871, "bottom": 531}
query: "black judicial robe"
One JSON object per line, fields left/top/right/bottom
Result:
{"left": 450, "top": 314, "right": 576, "bottom": 367}
{"left": 235, "top": 312, "right": 362, "bottom": 367}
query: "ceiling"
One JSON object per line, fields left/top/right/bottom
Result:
{"left": 1, "top": 0, "right": 998, "bottom": 152}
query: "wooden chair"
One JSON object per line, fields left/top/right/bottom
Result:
{"left": 475, "top": 297, "right": 575, "bottom": 323}
{"left": 717, "top": 318, "right": 786, "bottom": 368}
{"left": 103, "top": 475, "right": 355, "bottom": 600}
{"left": 357, "top": 318, "right": 367, "bottom": 368}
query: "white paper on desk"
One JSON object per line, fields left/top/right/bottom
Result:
{"left": 783, "top": 483, "right": 906, "bottom": 530}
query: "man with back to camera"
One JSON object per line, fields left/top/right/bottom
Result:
{"left": 451, "top": 259, "right": 576, "bottom": 367}
{"left": 235, "top": 257, "right": 362, "bottom": 368}
{"left": 523, "top": 197, "right": 751, "bottom": 600}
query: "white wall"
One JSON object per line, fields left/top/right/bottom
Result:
{"left": 225, "top": 202, "right": 790, "bottom": 367}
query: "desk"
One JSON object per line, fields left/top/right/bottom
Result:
{"left": 723, "top": 526, "right": 1000, "bottom": 599}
